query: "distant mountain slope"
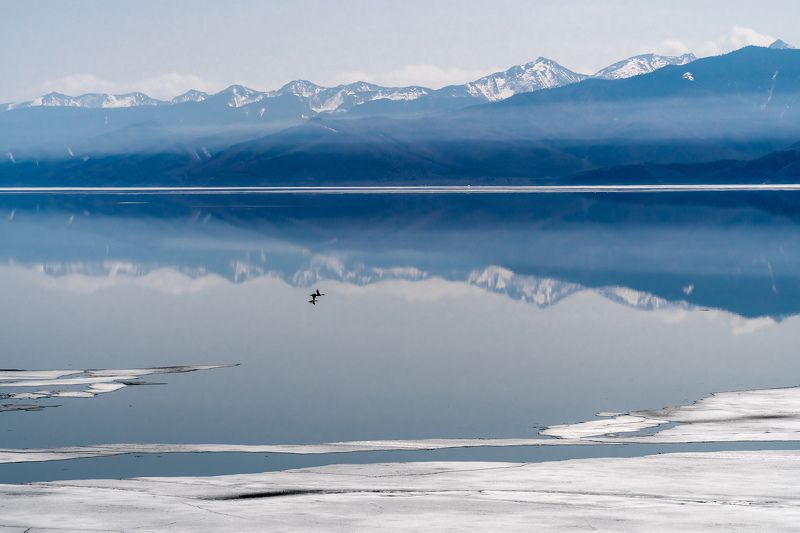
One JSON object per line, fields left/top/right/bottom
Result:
{"left": 462, "top": 46, "right": 800, "bottom": 140}
{"left": 593, "top": 53, "right": 696, "bottom": 79}
{"left": 1, "top": 58, "right": 588, "bottom": 116}
{"left": 769, "top": 39, "right": 795, "bottom": 50}
{"left": 6, "top": 46, "right": 800, "bottom": 186}
{"left": 0, "top": 48, "right": 701, "bottom": 157}
{"left": 2, "top": 53, "right": 695, "bottom": 116}
{"left": 569, "top": 147, "right": 800, "bottom": 185}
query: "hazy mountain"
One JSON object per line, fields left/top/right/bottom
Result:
{"left": 3, "top": 46, "right": 800, "bottom": 187}
{"left": 4, "top": 45, "right": 800, "bottom": 187}
{"left": 570, "top": 146, "right": 800, "bottom": 185}
{"left": 170, "top": 90, "right": 209, "bottom": 104}
{"left": 769, "top": 39, "right": 795, "bottom": 50}
{"left": 0, "top": 46, "right": 705, "bottom": 157}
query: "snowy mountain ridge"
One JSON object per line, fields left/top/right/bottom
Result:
{"left": 6, "top": 91, "right": 163, "bottom": 110}
{"left": 462, "top": 57, "right": 588, "bottom": 102}
{"left": 3, "top": 49, "right": 710, "bottom": 113}
{"left": 7, "top": 41, "right": 795, "bottom": 113}
{"left": 593, "top": 53, "right": 696, "bottom": 80}
{"left": 274, "top": 81, "right": 430, "bottom": 114}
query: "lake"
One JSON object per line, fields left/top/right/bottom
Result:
{"left": 2, "top": 190, "right": 800, "bottom": 481}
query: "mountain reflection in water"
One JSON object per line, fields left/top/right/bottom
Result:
{"left": 0, "top": 191, "right": 799, "bottom": 450}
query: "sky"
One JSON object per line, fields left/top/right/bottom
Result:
{"left": 1, "top": 0, "right": 799, "bottom": 102}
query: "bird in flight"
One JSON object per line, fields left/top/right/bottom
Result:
{"left": 308, "top": 288, "right": 325, "bottom": 306}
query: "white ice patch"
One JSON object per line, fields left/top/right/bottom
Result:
{"left": 1, "top": 451, "right": 799, "bottom": 531}
{"left": 0, "top": 437, "right": 586, "bottom": 465}
{"left": 542, "top": 385, "right": 800, "bottom": 443}
{"left": 0, "top": 364, "right": 236, "bottom": 403}
{"left": 542, "top": 414, "right": 668, "bottom": 439}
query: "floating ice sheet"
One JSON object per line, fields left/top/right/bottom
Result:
{"left": 1, "top": 451, "right": 799, "bottom": 531}
{"left": 0, "top": 364, "right": 237, "bottom": 405}
{"left": 543, "top": 385, "right": 800, "bottom": 443}
{"left": 0, "top": 438, "right": 586, "bottom": 464}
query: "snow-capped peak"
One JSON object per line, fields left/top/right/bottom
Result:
{"left": 171, "top": 90, "right": 208, "bottom": 104}
{"left": 301, "top": 81, "right": 428, "bottom": 113}
{"left": 7, "top": 91, "right": 165, "bottom": 109}
{"left": 34, "top": 92, "right": 80, "bottom": 107}
{"left": 216, "top": 85, "right": 266, "bottom": 108}
{"left": 592, "top": 53, "right": 696, "bottom": 80}
{"left": 462, "top": 57, "right": 587, "bottom": 102}
{"left": 343, "top": 81, "right": 383, "bottom": 93}
{"left": 82, "top": 92, "right": 164, "bottom": 108}
{"left": 273, "top": 80, "right": 324, "bottom": 98}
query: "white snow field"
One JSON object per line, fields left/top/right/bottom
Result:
{"left": 3, "top": 384, "right": 800, "bottom": 529}
{"left": 1, "top": 451, "right": 799, "bottom": 531}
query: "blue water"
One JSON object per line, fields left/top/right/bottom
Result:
{"left": 2, "top": 191, "right": 800, "bottom": 481}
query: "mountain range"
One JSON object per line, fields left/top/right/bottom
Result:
{"left": 3, "top": 52, "right": 696, "bottom": 114}
{"left": 2, "top": 40, "right": 800, "bottom": 187}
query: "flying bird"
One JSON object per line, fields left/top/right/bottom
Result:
{"left": 308, "top": 288, "right": 324, "bottom": 306}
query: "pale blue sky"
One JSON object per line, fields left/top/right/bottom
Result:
{"left": 2, "top": 0, "right": 799, "bottom": 102}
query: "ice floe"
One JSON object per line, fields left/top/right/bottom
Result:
{"left": 542, "top": 414, "right": 668, "bottom": 439}
{"left": 0, "top": 438, "right": 585, "bottom": 465}
{"left": 1, "top": 451, "right": 799, "bottom": 531}
{"left": 0, "top": 364, "right": 237, "bottom": 405}
{"left": 543, "top": 385, "right": 800, "bottom": 443}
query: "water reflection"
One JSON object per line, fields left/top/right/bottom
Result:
{"left": 0, "top": 193, "right": 799, "bottom": 451}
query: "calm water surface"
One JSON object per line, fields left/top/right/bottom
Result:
{"left": 2, "top": 191, "right": 800, "bottom": 480}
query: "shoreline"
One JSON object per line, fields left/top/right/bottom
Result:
{"left": 1, "top": 184, "right": 800, "bottom": 194}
